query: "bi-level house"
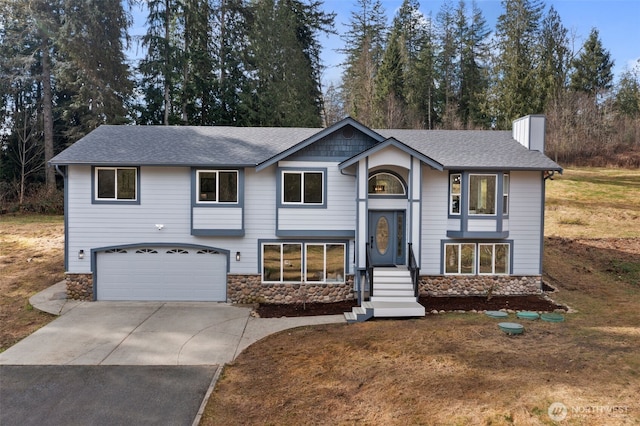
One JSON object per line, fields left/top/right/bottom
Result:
{"left": 50, "top": 115, "right": 561, "bottom": 321}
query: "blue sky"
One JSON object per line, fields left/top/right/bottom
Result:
{"left": 319, "top": 0, "right": 640, "bottom": 84}
{"left": 129, "top": 0, "right": 640, "bottom": 86}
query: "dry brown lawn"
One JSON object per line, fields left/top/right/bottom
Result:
{"left": 202, "top": 168, "right": 640, "bottom": 425}
{"left": 0, "top": 215, "right": 64, "bottom": 352}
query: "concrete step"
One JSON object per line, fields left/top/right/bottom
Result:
{"left": 353, "top": 306, "right": 367, "bottom": 315}
{"left": 373, "top": 282, "right": 414, "bottom": 290}
{"left": 372, "top": 289, "right": 415, "bottom": 297}
{"left": 374, "top": 277, "right": 414, "bottom": 286}
{"left": 369, "top": 301, "right": 426, "bottom": 317}
{"left": 370, "top": 296, "right": 420, "bottom": 303}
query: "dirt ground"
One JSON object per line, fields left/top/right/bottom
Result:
{"left": 256, "top": 294, "right": 565, "bottom": 318}
{"left": 0, "top": 215, "right": 64, "bottom": 352}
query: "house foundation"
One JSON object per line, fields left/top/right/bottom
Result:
{"left": 227, "top": 274, "right": 356, "bottom": 304}
{"left": 419, "top": 275, "right": 542, "bottom": 297}
{"left": 65, "top": 273, "right": 94, "bottom": 301}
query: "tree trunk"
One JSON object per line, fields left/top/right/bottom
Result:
{"left": 163, "top": 0, "right": 171, "bottom": 125}
{"left": 41, "top": 37, "right": 56, "bottom": 192}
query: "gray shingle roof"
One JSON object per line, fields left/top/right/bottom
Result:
{"left": 50, "top": 122, "right": 562, "bottom": 171}
{"left": 50, "top": 125, "right": 320, "bottom": 166}
{"left": 376, "top": 129, "right": 562, "bottom": 171}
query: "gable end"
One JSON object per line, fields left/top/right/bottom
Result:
{"left": 288, "top": 125, "right": 379, "bottom": 161}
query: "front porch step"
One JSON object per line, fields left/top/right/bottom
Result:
{"left": 344, "top": 302, "right": 374, "bottom": 323}
{"left": 344, "top": 300, "right": 425, "bottom": 323}
{"left": 344, "top": 265, "right": 425, "bottom": 323}
{"left": 368, "top": 301, "right": 426, "bottom": 317}
{"left": 370, "top": 295, "right": 418, "bottom": 303}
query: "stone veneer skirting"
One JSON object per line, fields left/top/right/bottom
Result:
{"left": 227, "top": 274, "right": 355, "bottom": 304}
{"left": 65, "top": 272, "right": 540, "bottom": 302}
{"left": 419, "top": 275, "right": 542, "bottom": 297}
{"left": 66, "top": 273, "right": 94, "bottom": 301}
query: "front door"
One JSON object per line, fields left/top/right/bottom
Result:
{"left": 368, "top": 210, "right": 405, "bottom": 266}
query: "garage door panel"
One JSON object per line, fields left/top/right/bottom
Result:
{"left": 97, "top": 247, "right": 227, "bottom": 301}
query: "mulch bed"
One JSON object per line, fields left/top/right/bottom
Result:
{"left": 255, "top": 294, "right": 566, "bottom": 318}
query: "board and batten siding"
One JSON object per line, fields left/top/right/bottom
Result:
{"left": 420, "top": 167, "right": 449, "bottom": 274}
{"left": 508, "top": 171, "right": 544, "bottom": 275}
{"left": 276, "top": 161, "right": 356, "bottom": 233}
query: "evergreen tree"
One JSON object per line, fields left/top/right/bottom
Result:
{"left": 374, "top": 28, "right": 407, "bottom": 128}
{"left": 138, "top": 0, "right": 185, "bottom": 124}
{"left": 570, "top": 28, "right": 614, "bottom": 100}
{"left": 615, "top": 67, "right": 640, "bottom": 118}
{"left": 492, "top": 0, "right": 544, "bottom": 129}
{"left": 244, "top": 0, "right": 334, "bottom": 127}
{"left": 435, "top": 0, "right": 457, "bottom": 127}
{"left": 180, "top": 0, "right": 216, "bottom": 125}
{"left": 458, "top": 0, "right": 490, "bottom": 128}
{"left": 537, "top": 5, "right": 570, "bottom": 110}
{"left": 340, "top": 0, "right": 387, "bottom": 126}
{"left": 214, "top": 0, "right": 252, "bottom": 125}
{"left": 57, "top": 0, "right": 133, "bottom": 140}
{"left": 390, "top": 0, "right": 435, "bottom": 128}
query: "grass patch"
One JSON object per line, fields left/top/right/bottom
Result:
{"left": 558, "top": 217, "right": 588, "bottom": 226}
{"left": 545, "top": 168, "right": 640, "bottom": 238}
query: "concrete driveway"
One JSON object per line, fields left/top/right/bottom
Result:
{"left": 0, "top": 295, "right": 344, "bottom": 425}
{"left": 0, "top": 302, "right": 253, "bottom": 365}
{"left": 0, "top": 301, "right": 344, "bottom": 365}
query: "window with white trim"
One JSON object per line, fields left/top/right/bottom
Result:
{"left": 305, "top": 244, "right": 345, "bottom": 282}
{"left": 444, "top": 243, "right": 476, "bottom": 274}
{"left": 197, "top": 170, "right": 238, "bottom": 203}
{"left": 502, "top": 174, "right": 509, "bottom": 215}
{"left": 96, "top": 167, "right": 137, "bottom": 200}
{"left": 262, "top": 242, "right": 345, "bottom": 283}
{"left": 444, "top": 242, "right": 510, "bottom": 275}
{"left": 479, "top": 243, "right": 510, "bottom": 274}
{"left": 450, "top": 173, "right": 461, "bottom": 215}
{"left": 282, "top": 171, "right": 323, "bottom": 204}
{"left": 469, "top": 174, "right": 496, "bottom": 215}
{"left": 368, "top": 172, "right": 406, "bottom": 195}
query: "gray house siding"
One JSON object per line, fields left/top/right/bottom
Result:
{"left": 508, "top": 171, "right": 545, "bottom": 275}
{"left": 420, "top": 168, "right": 449, "bottom": 275}
{"left": 276, "top": 161, "right": 356, "bottom": 236}
{"left": 55, "top": 117, "right": 561, "bottom": 302}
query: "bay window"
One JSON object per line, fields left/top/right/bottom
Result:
{"left": 469, "top": 174, "right": 496, "bottom": 215}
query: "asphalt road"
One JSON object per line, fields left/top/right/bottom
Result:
{"left": 0, "top": 365, "right": 217, "bottom": 426}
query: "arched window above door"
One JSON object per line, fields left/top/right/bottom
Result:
{"left": 368, "top": 172, "right": 406, "bottom": 196}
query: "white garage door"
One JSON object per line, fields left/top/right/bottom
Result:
{"left": 97, "top": 247, "right": 227, "bottom": 301}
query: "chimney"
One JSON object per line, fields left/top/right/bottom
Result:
{"left": 512, "top": 115, "right": 545, "bottom": 152}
